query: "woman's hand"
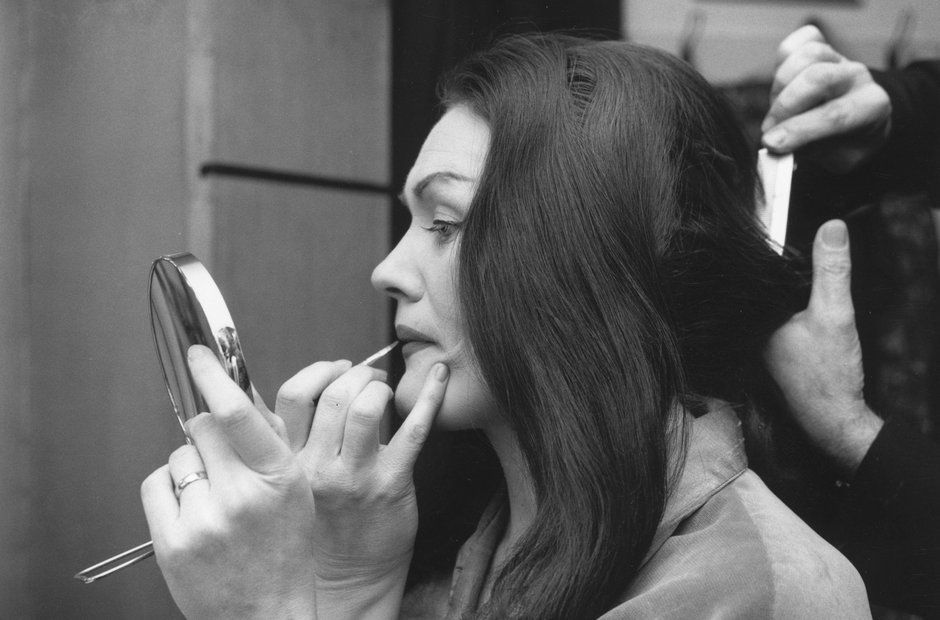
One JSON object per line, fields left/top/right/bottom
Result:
{"left": 141, "top": 345, "right": 319, "bottom": 619}
{"left": 761, "top": 25, "right": 891, "bottom": 173}
{"left": 275, "top": 359, "right": 450, "bottom": 618}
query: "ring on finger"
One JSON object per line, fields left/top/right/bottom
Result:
{"left": 175, "top": 470, "right": 208, "bottom": 499}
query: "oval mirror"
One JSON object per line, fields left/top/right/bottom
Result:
{"left": 149, "top": 253, "right": 251, "bottom": 431}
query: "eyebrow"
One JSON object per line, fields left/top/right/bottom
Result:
{"left": 398, "top": 171, "right": 476, "bottom": 205}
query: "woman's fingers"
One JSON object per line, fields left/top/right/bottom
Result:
{"left": 167, "top": 443, "right": 210, "bottom": 508}
{"left": 387, "top": 363, "right": 449, "bottom": 475}
{"left": 184, "top": 412, "right": 243, "bottom": 484}
{"left": 276, "top": 360, "right": 352, "bottom": 453}
{"left": 250, "top": 385, "right": 291, "bottom": 445}
{"left": 340, "top": 380, "right": 394, "bottom": 467}
{"left": 307, "top": 365, "right": 384, "bottom": 457}
{"left": 187, "top": 345, "right": 292, "bottom": 475}
{"left": 141, "top": 464, "right": 178, "bottom": 546}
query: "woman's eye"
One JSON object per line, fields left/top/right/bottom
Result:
{"left": 422, "top": 219, "right": 462, "bottom": 241}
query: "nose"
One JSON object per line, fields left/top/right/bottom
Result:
{"left": 371, "top": 229, "right": 422, "bottom": 301}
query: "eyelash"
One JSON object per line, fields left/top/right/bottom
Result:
{"left": 422, "top": 219, "right": 462, "bottom": 242}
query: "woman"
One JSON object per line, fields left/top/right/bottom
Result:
{"left": 142, "top": 34, "right": 870, "bottom": 619}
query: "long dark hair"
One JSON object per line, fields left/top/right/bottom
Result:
{"left": 409, "top": 34, "right": 804, "bottom": 619}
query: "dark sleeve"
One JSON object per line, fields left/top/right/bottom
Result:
{"left": 867, "top": 60, "right": 940, "bottom": 200}
{"left": 788, "top": 60, "right": 940, "bottom": 229}
{"left": 829, "top": 416, "right": 940, "bottom": 618}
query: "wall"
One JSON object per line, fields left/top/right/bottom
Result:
{"left": 208, "top": 1, "right": 391, "bottom": 396}
{"left": 0, "top": 1, "right": 390, "bottom": 617}
{"left": 0, "top": 2, "right": 31, "bottom": 617}
{"left": 625, "top": 0, "right": 940, "bottom": 83}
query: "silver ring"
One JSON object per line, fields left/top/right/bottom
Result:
{"left": 175, "top": 470, "right": 208, "bottom": 499}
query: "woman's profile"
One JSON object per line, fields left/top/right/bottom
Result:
{"left": 141, "top": 34, "right": 871, "bottom": 619}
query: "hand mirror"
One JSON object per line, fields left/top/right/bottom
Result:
{"left": 75, "top": 254, "right": 396, "bottom": 583}
{"left": 149, "top": 252, "right": 252, "bottom": 431}
{"left": 74, "top": 252, "right": 250, "bottom": 584}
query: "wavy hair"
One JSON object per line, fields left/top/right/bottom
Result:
{"left": 409, "top": 34, "right": 804, "bottom": 619}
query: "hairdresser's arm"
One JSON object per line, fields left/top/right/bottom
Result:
{"left": 763, "top": 220, "right": 883, "bottom": 476}
{"left": 761, "top": 25, "right": 892, "bottom": 174}
{"left": 276, "top": 359, "right": 449, "bottom": 619}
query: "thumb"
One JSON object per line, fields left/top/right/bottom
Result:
{"left": 187, "top": 345, "right": 292, "bottom": 474}
{"left": 808, "top": 219, "right": 854, "bottom": 323}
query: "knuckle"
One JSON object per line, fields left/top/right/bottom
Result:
{"left": 771, "top": 88, "right": 800, "bottom": 118}
{"left": 214, "top": 400, "right": 254, "bottom": 426}
{"left": 310, "top": 469, "right": 366, "bottom": 503}
{"left": 820, "top": 100, "right": 851, "bottom": 131}
{"left": 186, "top": 411, "right": 213, "bottom": 436}
{"left": 820, "top": 255, "right": 852, "bottom": 278}
{"left": 407, "top": 423, "right": 430, "bottom": 446}
{"left": 141, "top": 469, "right": 165, "bottom": 500}
{"left": 844, "top": 60, "right": 867, "bottom": 78}
{"left": 317, "top": 392, "right": 345, "bottom": 413}
{"left": 268, "top": 413, "right": 288, "bottom": 437}
{"left": 804, "top": 62, "right": 838, "bottom": 88}
{"left": 372, "top": 380, "right": 394, "bottom": 401}
{"left": 275, "top": 383, "right": 309, "bottom": 411}
{"left": 167, "top": 444, "right": 192, "bottom": 464}
{"left": 820, "top": 308, "right": 856, "bottom": 333}
{"left": 347, "top": 401, "right": 381, "bottom": 425}
{"left": 318, "top": 384, "right": 350, "bottom": 411}
{"left": 802, "top": 41, "right": 834, "bottom": 62}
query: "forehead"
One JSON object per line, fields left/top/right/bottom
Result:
{"left": 404, "top": 106, "right": 490, "bottom": 196}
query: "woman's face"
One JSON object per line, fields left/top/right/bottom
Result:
{"left": 371, "top": 105, "right": 501, "bottom": 430}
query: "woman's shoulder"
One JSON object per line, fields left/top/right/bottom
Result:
{"left": 601, "top": 469, "right": 871, "bottom": 619}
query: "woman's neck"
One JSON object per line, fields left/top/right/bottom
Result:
{"left": 482, "top": 422, "right": 537, "bottom": 564}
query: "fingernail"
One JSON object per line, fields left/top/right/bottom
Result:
{"left": 760, "top": 117, "right": 774, "bottom": 133}
{"left": 821, "top": 220, "right": 848, "bottom": 249}
{"left": 763, "top": 127, "right": 787, "bottom": 150}
{"left": 434, "top": 363, "right": 449, "bottom": 382}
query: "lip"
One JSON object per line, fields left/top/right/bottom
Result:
{"left": 395, "top": 324, "right": 436, "bottom": 356}
{"left": 395, "top": 324, "right": 435, "bottom": 344}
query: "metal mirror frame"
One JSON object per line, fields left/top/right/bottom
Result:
{"left": 149, "top": 252, "right": 252, "bottom": 432}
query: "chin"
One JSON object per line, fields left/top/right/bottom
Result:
{"left": 393, "top": 365, "right": 497, "bottom": 432}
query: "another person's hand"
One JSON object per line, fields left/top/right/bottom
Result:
{"left": 763, "top": 220, "right": 883, "bottom": 476}
{"left": 761, "top": 25, "right": 892, "bottom": 174}
{"left": 275, "top": 358, "right": 449, "bottom": 618}
{"left": 141, "top": 345, "right": 319, "bottom": 619}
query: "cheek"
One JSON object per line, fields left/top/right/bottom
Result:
{"left": 394, "top": 360, "right": 499, "bottom": 431}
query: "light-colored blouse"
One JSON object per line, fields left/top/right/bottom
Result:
{"left": 403, "top": 403, "right": 872, "bottom": 619}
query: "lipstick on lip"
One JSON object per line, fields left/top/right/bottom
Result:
{"left": 395, "top": 324, "right": 434, "bottom": 345}
{"left": 395, "top": 325, "right": 436, "bottom": 358}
